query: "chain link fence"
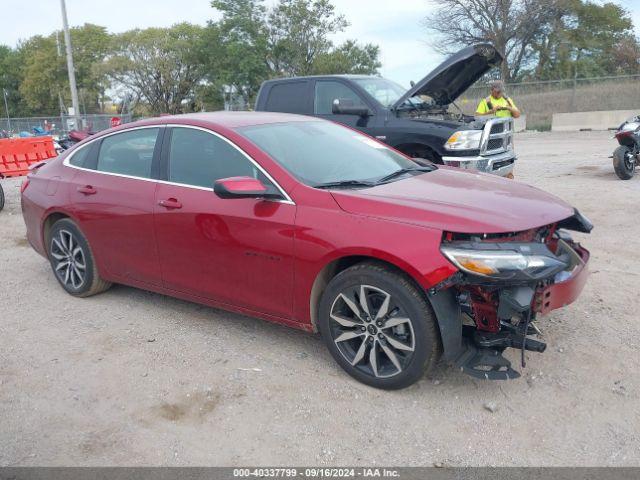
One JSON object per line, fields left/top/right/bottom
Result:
{"left": 0, "top": 114, "right": 133, "bottom": 138}
{"left": 457, "top": 74, "right": 640, "bottom": 130}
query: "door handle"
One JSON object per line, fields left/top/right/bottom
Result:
{"left": 77, "top": 185, "right": 97, "bottom": 195}
{"left": 158, "top": 198, "right": 182, "bottom": 209}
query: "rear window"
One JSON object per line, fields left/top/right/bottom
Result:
{"left": 264, "top": 82, "right": 309, "bottom": 114}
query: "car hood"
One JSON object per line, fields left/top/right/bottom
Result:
{"left": 392, "top": 43, "right": 503, "bottom": 109}
{"left": 330, "top": 168, "right": 575, "bottom": 234}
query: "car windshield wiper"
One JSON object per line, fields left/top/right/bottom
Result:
{"left": 315, "top": 179, "right": 376, "bottom": 189}
{"left": 375, "top": 166, "right": 434, "bottom": 184}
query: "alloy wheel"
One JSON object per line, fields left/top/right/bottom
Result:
{"left": 329, "top": 284, "right": 415, "bottom": 379}
{"left": 50, "top": 229, "right": 87, "bottom": 289}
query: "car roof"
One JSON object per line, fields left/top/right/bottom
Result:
{"left": 123, "top": 111, "right": 317, "bottom": 130}
{"left": 263, "top": 74, "right": 378, "bottom": 83}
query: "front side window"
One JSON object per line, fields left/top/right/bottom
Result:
{"left": 167, "top": 127, "right": 270, "bottom": 189}
{"left": 238, "top": 121, "right": 418, "bottom": 187}
{"left": 351, "top": 77, "right": 407, "bottom": 108}
{"left": 314, "top": 81, "right": 366, "bottom": 115}
{"left": 96, "top": 128, "right": 159, "bottom": 178}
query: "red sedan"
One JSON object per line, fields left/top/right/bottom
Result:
{"left": 21, "top": 112, "right": 592, "bottom": 389}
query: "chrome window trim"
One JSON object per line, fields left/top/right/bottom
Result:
{"left": 62, "top": 124, "right": 295, "bottom": 205}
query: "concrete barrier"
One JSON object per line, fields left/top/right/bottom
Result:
{"left": 552, "top": 110, "right": 637, "bottom": 132}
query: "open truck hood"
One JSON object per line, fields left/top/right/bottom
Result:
{"left": 392, "top": 43, "right": 503, "bottom": 109}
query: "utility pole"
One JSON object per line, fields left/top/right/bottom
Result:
{"left": 2, "top": 89, "right": 11, "bottom": 132}
{"left": 59, "top": 0, "right": 81, "bottom": 129}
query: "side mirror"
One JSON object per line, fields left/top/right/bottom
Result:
{"left": 214, "top": 176, "right": 278, "bottom": 199}
{"left": 331, "top": 98, "right": 371, "bottom": 117}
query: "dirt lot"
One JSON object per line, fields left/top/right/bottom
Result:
{"left": 1, "top": 131, "right": 639, "bottom": 467}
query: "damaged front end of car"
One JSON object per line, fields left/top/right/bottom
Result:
{"left": 428, "top": 210, "right": 593, "bottom": 380}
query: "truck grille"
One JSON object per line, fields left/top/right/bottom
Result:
{"left": 481, "top": 118, "right": 513, "bottom": 155}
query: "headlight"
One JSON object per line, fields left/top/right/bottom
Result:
{"left": 440, "top": 245, "right": 567, "bottom": 281}
{"left": 444, "top": 130, "right": 483, "bottom": 150}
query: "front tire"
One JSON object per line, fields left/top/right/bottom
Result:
{"left": 0, "top": 182, "right": 5, "bottom": 212}
{"left": 613, "top": 145, "right": 636, "bottom": 180}
{"left": 47, "top": 218, "right": 112, "bottom": 297}
{"left": 318, "top": 262, "right": 441, "bottom": 389}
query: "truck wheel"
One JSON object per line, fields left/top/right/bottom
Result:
{"left": 403, "top": 146, "right": 442, "bottom": 165}
{"left": 47, "top": 218, "right": 112, "bottom": 297}
{"left": 613, "top": 146, "right": 635, "bottom": 180}
{"left": 317, "top": 262, "right": 441, "bottom": 390}
{"left": 0, "top": 182, "right": 4, "bottom": 212}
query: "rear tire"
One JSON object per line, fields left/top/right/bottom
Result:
{"left": 0, "top": 182, "right": 5, "bottom": 212}
{"left": 613, "top": 146, "right": 635, "bottom": 180}
{"left": 318, "top": 262, "right": 441, "bottom": 390}
{"left": 47, "top": 218, "right": 112, "bottom": 297}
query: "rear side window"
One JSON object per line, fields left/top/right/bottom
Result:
{"left": 96, "top": 128, "right": 159, "bottom": 178}
{"left": 68, "top": 145, "right": 91, "bottom": 167}
{"left": 167, "top": 127, "right": 269, "bottom": 189}
{"left": 314, "top": 81, "right": 366, "bottom": 114}
{"left": 264, "top": 82, "right": 309, "bottom": 114}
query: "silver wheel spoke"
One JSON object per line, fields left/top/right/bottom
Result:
{"left": 384, "top": 334, "right": 414, "bottom": 352}
{"left": 75, "top": 259, "right": 86, "bottom": 270}
{"left": 380, "top": 340, "right": 402, "bottom": 372}
{"left": 72, "top": 265, "right": 84, "bottom": 284}
{"left": 330, "top": 313, "right": 362, "bottom": 328}
{"left": 383, "top": 316, "right": 410, "bottom": 329}
{"left": 51, "top": 251, "right": 66, "bottom": 260}
{"left": 55, "top": 261, "right": 69, "bottom": 271}
{"left": 63, "top": 265, "right": 71, "bottom": 285}
{"left": 359, "top": 285, "right": 371, "bottom": 317}
{"left": 351, "top": 338, "right": 367, "bottom": 366}
{"left": 335, "top": 331, "right": 363, "bottom": 343}
{"left": 369, "top": 341, "right": 379, "bottom": 377}
{"left": 374, "top": 293, "right": 391, "bottom": 321}
{"left": 52, "top": 238, "right": 66, "bottom": 255}
{"left": 339, "top": 293, "right": 362, "bottom": 320}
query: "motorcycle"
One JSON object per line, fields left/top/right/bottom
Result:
{"left": 613, "top": 116, "right": 640, "bottom": 180}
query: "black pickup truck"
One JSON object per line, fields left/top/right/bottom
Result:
{"left": 255, "top": 43, "right": 516, "bottom": 176}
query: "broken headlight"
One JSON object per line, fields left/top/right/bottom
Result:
{"left": 440, "top": 244, "right": 568, "bottom": 281}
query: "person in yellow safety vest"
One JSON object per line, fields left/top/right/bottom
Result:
{"left": 476, "top": 80, "right": 520, "bottom": 179}
{"left": 475, "top": 80, "right": 521, "bottom": 119}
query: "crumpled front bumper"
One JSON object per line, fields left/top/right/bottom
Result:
{"left": 534, "top": 244, "right": 590, "bottom": 315}
{"left": 442, "top": 150, "right": 516, "bottom": 177}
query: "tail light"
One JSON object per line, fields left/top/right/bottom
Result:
{"left": 20, "top": 178, "right": 30, "bottom": 194}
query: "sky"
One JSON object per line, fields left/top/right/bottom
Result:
{"left": 1, "top": 0, "right": 640, "bottom": 88}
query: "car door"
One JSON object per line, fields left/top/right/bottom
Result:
{"left": 313, "top": 79, "right": 375, "bottom": 135}
{"left": 66, "top": 126, "right": 164, "bottom": 287}
{"left": 153, "top": 126, "right": 296, "bottom": 319}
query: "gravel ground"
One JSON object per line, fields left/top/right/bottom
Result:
{"left": 0, "top": 130, "right": 639, "bottom": 467}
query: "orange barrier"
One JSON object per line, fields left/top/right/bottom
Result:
{"left": 0, "top": 137, "right": 57, "bottom": 178}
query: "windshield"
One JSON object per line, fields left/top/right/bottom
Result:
{"left": 237, "top": 121, "right": 419, "bottom": 187}
{"left": 352, "top": 77, "right": 407, "bottom": 108}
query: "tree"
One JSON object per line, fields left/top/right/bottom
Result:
{"left": 311, "top": 40, "right": 381, "bottom": 75}
{"left": 424, "top": 0, "right": 566, "bottom": 81}
{"left": 0, "top": 45, "right": 27, "bottom": 117}
{"left": 199, "top": 0, "right": 271, "bottom": 108}
{"left": 267, "top": 0, "right": 348, "bottom": 76}
{"left": 202, "top": 0, "right": 382, "bottom": 107}
{"left": 103, "top": 23, "right": 205, "bottom": 115}
{"left": 18, "top": 24, "right": 110, "bottom": 115}
{"left": 425, "top": 0, "right": 640, "bottom": 82}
